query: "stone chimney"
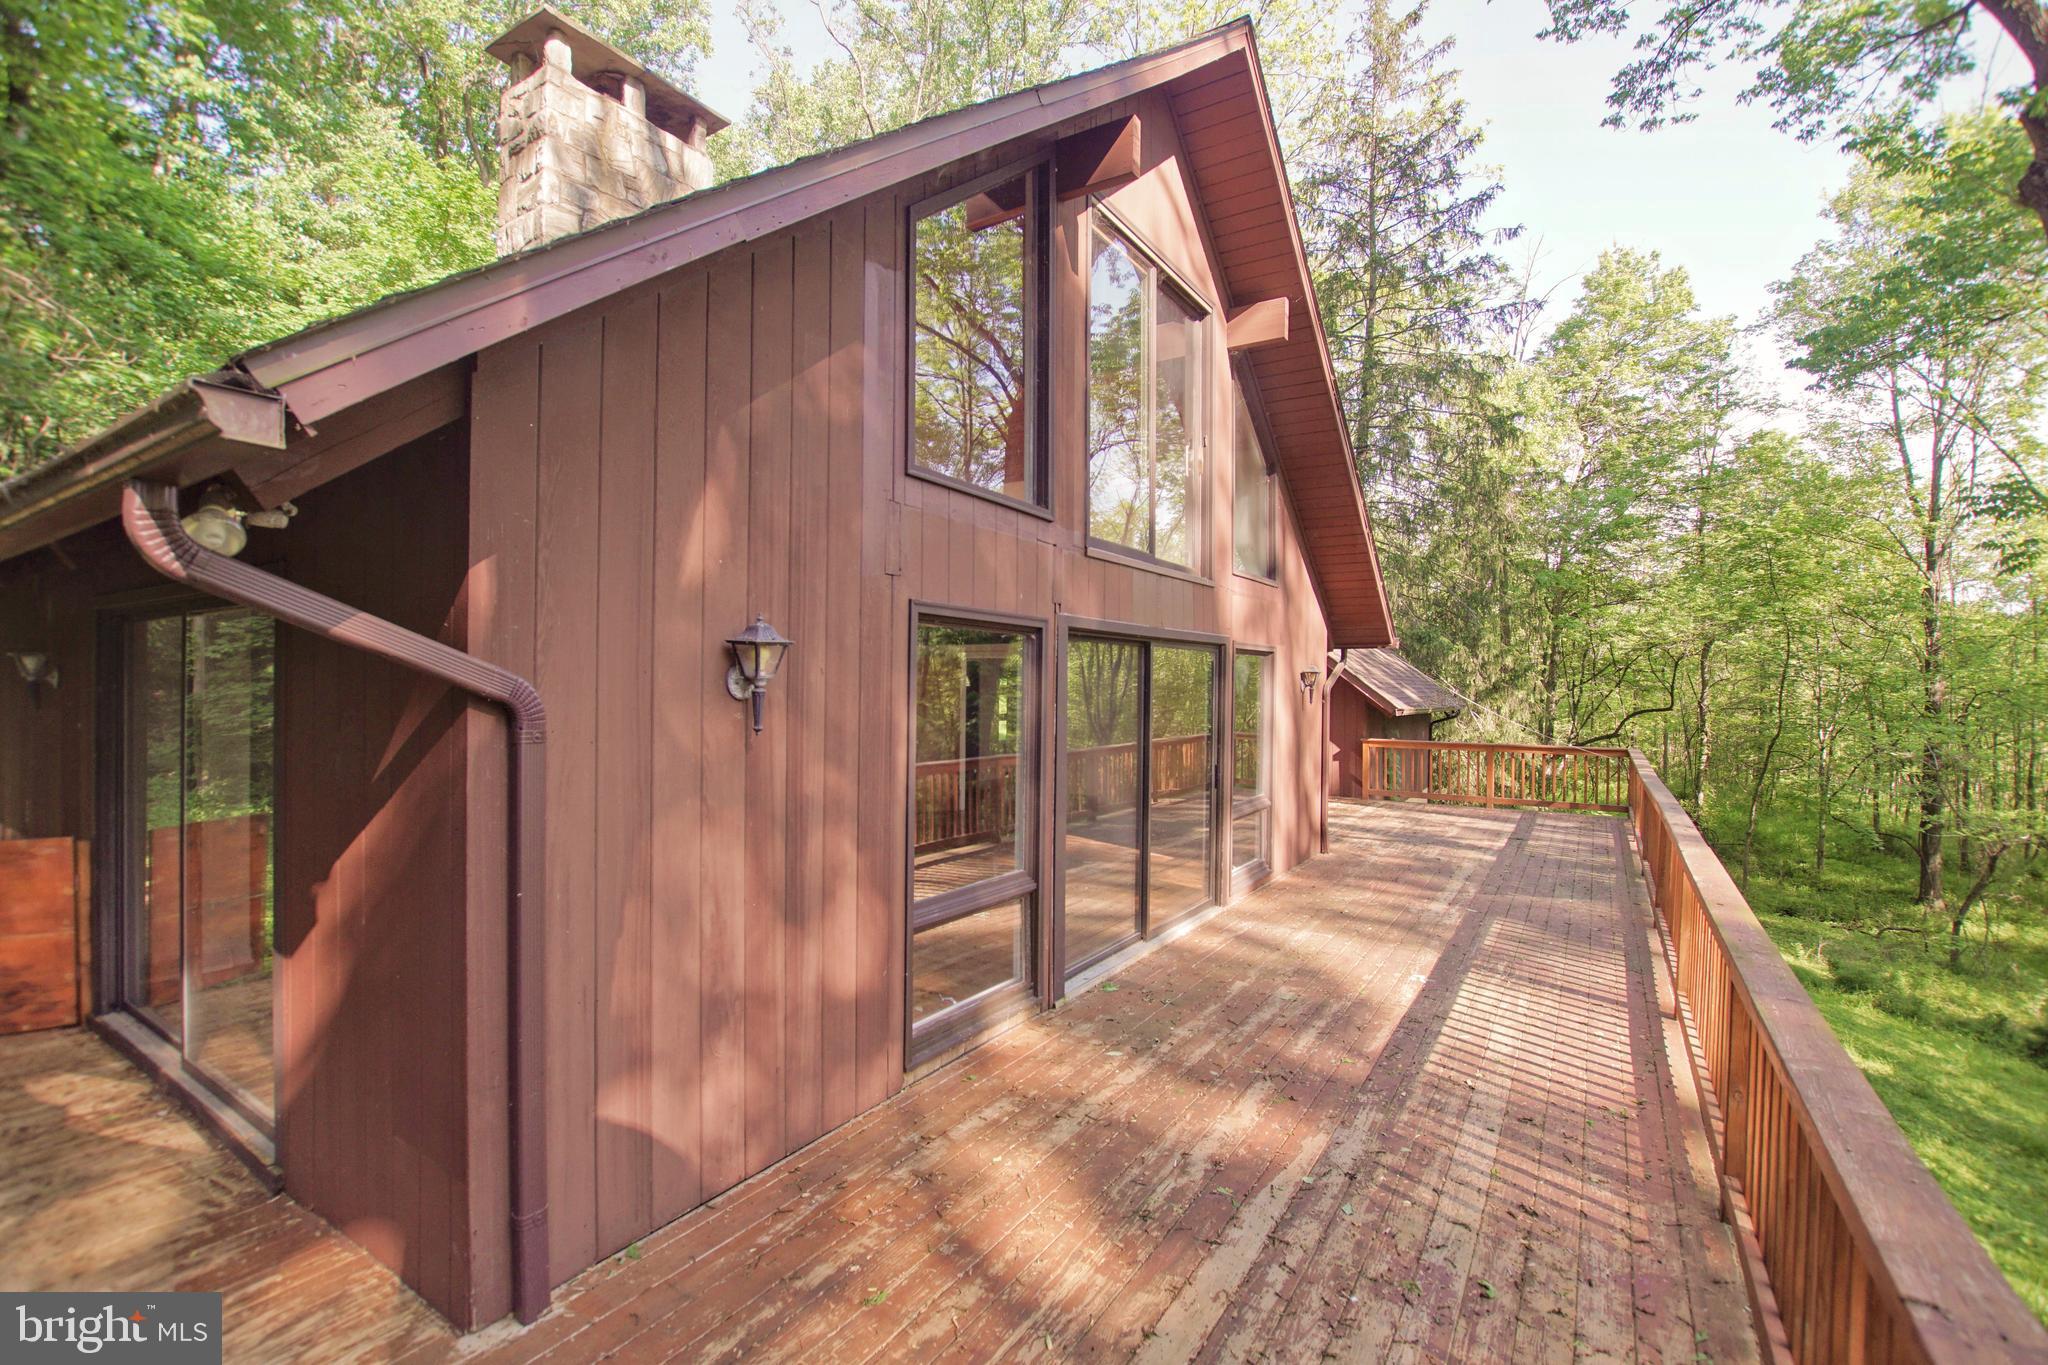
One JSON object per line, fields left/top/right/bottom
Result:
{"left": 487, "top": 6, "right": 729, "bottom": 256}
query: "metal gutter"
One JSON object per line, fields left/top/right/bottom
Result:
{"left": 0, "top": 375, "right": 288, "bottom": 556}
{"left": 121, "top": 480, "right": 552, "bottom": 1326}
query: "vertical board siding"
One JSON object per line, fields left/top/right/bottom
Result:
{"left": 744, "top": 235, "right": 794, "bottom": 1177}
{"left": 469, "top": 87, "right": 1343, "bottom": 1298}
{"left": 462, "top": 340, "right": 539, "bottom": 1323}
{"left": 594, "top": 293, "right": 658, "bottom": 1251}
{"left": 649, "top": 272, "right": 708, "bottom": 1227}
{"left": 275, "top": 428, "right": 475, "bottom": 1321}
{"left": 821, "top": 206, "right": 867, "bottom": 1133}
{"left": 699, "top": 253, "right": 753, "bottom": 1199}
{"left": 534, "top": 317, "right": 604, "bottom": 1281}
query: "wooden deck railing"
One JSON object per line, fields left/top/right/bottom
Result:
{"left": 1361, "top": 738, "right": 1630, "bottom": 812}
{"left": 1359, "top": 738, "right": 2048, "bottom": 1361}
{"left": 1624, "top": 751, "right": 2048, "bottom": 1364}
{"left": 915, "top": 734, "right": 1219, "bottom": 851}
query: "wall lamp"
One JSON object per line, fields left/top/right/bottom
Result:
{"left": 725, "top": 615, "right": 793, "bottom": 734}
{"left": 9, "top": 650, "right": 57, "bottom": 708}
{"left": 1299, "top": 669, "right": 1319, "bottom": 703}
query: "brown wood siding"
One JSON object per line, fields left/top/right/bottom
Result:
{"left": 462, "top": 85, "right": 1342, "bottom": 1314}
{"left": 273, "top": 424, "right": 477, "bottom": 1321}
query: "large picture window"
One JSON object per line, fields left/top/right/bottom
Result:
{"left": 116, "top": 605, "right": 278, "bottom": 1131}
{"left": 911, "top": 617, "right": 1040, "bottom": 1054}
{"left": 1086, "top": 219, "right": 1208, "bottom": 569}
{"left": 910, "top": 166, "right": 1044, "bottom": 508}
{"left": 1232, "top": 381, "right": 1277, "bottom": 580}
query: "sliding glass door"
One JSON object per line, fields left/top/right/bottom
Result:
{"left": 1147, "top": 646, "right": 1217, "bottom": 928}
{"left": 910, "top": 617, "right": 1040, "bottom": 1059}
{"left": 120, "top": 605, "right": 278, "bottom": 1129}
{"left": 1061, "top": 639, "right": 1144, "bottom": 968}
{"left": 1060, "top": 633, "right": 1219, "bottom": 980}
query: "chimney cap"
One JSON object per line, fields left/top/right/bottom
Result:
{"left": 488, "top": 5, "right": 731, "bottom": 138}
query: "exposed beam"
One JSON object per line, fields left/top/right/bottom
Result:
{"left": 1225, "top": 297, "right": 1291, "bottom": 351}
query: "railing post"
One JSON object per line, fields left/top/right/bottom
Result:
{"left": 1484, "top": 747, "right": 1497, "bottom": 808}
{"left": 1722, "top": 980, "right": 1752, "bottom": 1221}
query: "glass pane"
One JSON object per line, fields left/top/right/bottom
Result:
{"left": 1148, "top": 645, "right": 1216, "bottom": 924}
{"left": 912, "top": 176, "right": 1034, "bottom": 503}
{"left": 1232, "top": 389, "right": 1275, "bottom": 577}
{"left": 913, "top": 623, "right": 1030, "bottom": 902}
{"left": 1086, "top": 229, "right": 1147, "bottom": 551}
{"left": 132, "top": 616, "right": 186, "bottom": 1041}
{"left": 182, "top": 609, "right": 276, "bottom": 1114}
{"left": 1063, "top": 638, "right": 1143, "bottom": 970}
{"left": 1234, "top": 654, "right": 1266, "bottom": 799}
{"left": 1233, "top": 810, "right": 1268, "bottom": 874}
{"left": 1152, "top": 283, "right": 1204, "bottom": 568}
{"left": 911, "top": 899, "right": 1029, "bottom": 1024}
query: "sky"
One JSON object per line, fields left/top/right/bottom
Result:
{"left": 689, "top": 0, "right": 2019, "bottom": 411}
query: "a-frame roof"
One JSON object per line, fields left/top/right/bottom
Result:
{"left": 0, "top": 20, "right": 1397, "bottom": 647}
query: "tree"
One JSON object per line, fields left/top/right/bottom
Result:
{"left": 1532, "top": 0, "right": 2048, "bottom": 244}
{"left": 0, "top": 0, "right": 710, "bottom": 476}
{"left": 1776, "top": 138, "right": 2048, "bottom": 909}
{"left": 1523, "top": 249, "right": 1740, "bottom": 751}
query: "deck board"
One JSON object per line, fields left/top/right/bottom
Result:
{"left": 0, "top": 802, "right": 1754, "bottom": 1363}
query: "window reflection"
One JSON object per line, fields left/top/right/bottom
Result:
{"left": 1086, "top": 222, "right": 1207, "bottom": 569}
{"left": 911, "top": 621, "right": 1037, "bottom": 1031}
{"left": 1233, "top": 653, "right": 1270, "bottom": 873}
{"left": 1147, "top": 645, "right": 1216, "bottom": 924}
{"left": 1062, "top": 638, "right": 1143, "bottom": 970}
{"left": 1232, "top": 385, "right": 1276, "bottom": 578}
{"left": 913, "top": 174, "right": 1037, "bottom": 503}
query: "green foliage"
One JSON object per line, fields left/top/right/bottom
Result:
{"left": 1529, "top": 0, "right": 2048, "bottom": 242}
{"left": 1743, "top": 811, "right": 2048, "bottom": 1319}
{"left": 0, "top": 0, "right": 707, "bottom": 477}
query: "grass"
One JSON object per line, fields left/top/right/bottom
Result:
{"left": 1708, "top": 809, "right": 2048, "bottom": 1326}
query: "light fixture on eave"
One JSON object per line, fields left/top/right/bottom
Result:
{"left": 180, "top": 485, "right": 297, "bottom": 558}
{"left": 725, "top": 614, "right": 793, "bottom": 734}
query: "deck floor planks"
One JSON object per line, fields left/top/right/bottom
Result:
{"left": 0, "top": 802, "right": 1756, "bottom": 1365}
{"left": 0, "top": 1028, "right": 449, "bottom": 1362}
{"left": 778, "top": 897, "right": 1367, "bottom": 1359}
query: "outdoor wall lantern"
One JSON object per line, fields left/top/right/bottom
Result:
{"left": 8, "top": 650, "right": 57, "bottom": 708}
{"left": 1299, "top": 669, "right": 1319, "bottom": 703}
{"left": 725, "top": 615, "right": 793, "bottom": 734}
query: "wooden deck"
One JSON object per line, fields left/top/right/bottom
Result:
{"left": 0, "top": 802, "right": 1754, "bottom": 1363}
{"left": 0, "top": 1025, "right": 449, "bottom": 1360}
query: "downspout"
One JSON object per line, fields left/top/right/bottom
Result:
{"left": 122, "top": 480, "right": 552, "bottom": 1326}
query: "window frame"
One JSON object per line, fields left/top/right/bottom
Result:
{"left": 1229, "top": 648, "right": 1274, "bottom": 890}
{"left": 93, "top": 593, "right": 281, "bottom": 1162}
{"left": 903, "top": 154, "right": 1053, "bottom": 519}
{"left": 1050, "top": 614, "right": 1229, "bottom": 988}
{"left": 1082, "top": 200, "right": 1215, "bottom": 580}
{"left": 1230, "top": 361, "right": 1281, "bottom": 585}
{"left": 904, "top": 603, "right": 1050, "bottom": 1066}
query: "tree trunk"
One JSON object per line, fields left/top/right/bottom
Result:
{"left": 1973, "top": 0, "right": 2048, "bottom": 242}
{"left": 1918, "top": 526, "right": 1947, "bottom": 909}
{"left": 1948, "top": 843, "right": 2007, "bottom": 968}
{"left": 1742, "top": 631, "right": 1792, "bottom": 887}
{"left": 1692, "top": 638, "right": 1715, "bottom": 811}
